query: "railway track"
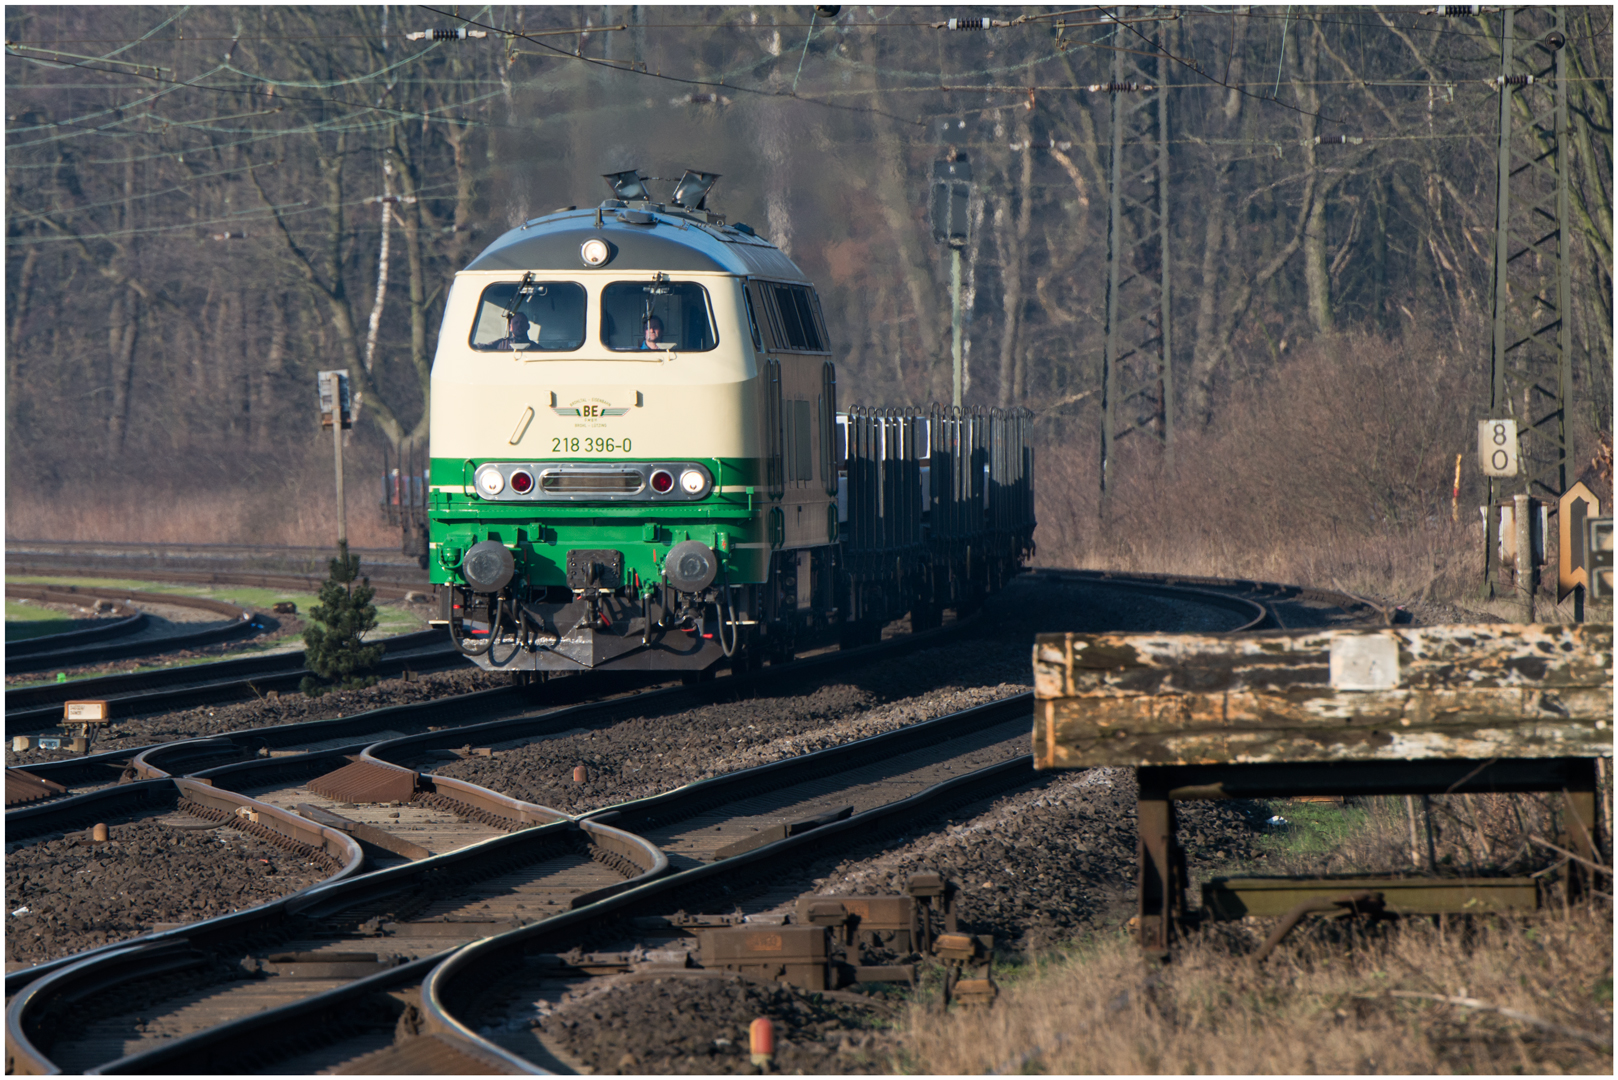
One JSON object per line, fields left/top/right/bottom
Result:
{"left": 5, "top": 545, "right": 434, "bottom": 691}
{"left": 4, "top": 569, "right": 1362, "bottom": 1075}
{"left": 4, "top": 630, "right": 457, "bottom": 736}
{"left": 11, "top": 694, "right": 1033, "bottom": 1074}
{"left": 6, "top": 602, "right": 992, "bottom": 842}
{"left": 4, "top": 585, "right": 264, "bottom": 675}
{"left": 6, "top": 540, "right": 430, "bottom": 603}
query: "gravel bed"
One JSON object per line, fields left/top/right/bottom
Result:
{"left": 522, "top": 769, "right": 1271, "bottom": 1076}
{"left": 3, "top": 665, "right": 511, "bottom": 770}
{"left": 531, "top": 975, "right": 896, "bottom": 1075}
{"left": 4, "top": 820, "right": 331, "bottom": 966}
{"left": 429, "top": 576, "right": 1241, "bottom": 815}
{"left": 431, "top": 654, "right": 1031, "bottom": 815}
{"left": 798, "top": 766, "right": 1270, "bottom": 953}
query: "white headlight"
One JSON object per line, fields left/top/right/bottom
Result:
{"left": 679, "top": 468, "right": 706, "bottom": 495}
{"left": 580, "top": 238, "right": 610, "bottom": 266}
{"left": 474, "top": 464, "right": 505, "bottom": 496}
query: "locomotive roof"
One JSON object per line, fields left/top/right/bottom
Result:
{"left": 464, "top": 203, "right": 810, "bottom": 282}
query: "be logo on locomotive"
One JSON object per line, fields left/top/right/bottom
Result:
{"left": 427, "top": 168, "right": 1036, "bottom": 676}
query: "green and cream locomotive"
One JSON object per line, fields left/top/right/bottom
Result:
{"left": 428, "top": 170, "right": 1034, "bottom": 675}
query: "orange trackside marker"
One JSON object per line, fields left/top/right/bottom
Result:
{"left": 749, "top": 1017, "right": 774, "bottom": 1066}
{"left": 1452, "top": 453, "right": 1462, "bottom": 522}
{"left": 573, "top": 765, "right": 588, "bottom": 783}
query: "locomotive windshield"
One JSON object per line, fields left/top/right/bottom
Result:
{"left": 469, "top": 280, "right": 587, "bottom": 351}
{"left": 600, "top": 280, "right": 717, "bottom": 352}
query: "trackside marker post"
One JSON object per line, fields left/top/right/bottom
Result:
{"left": 749, "top": 1017, "right": 774, "bottom": 1066}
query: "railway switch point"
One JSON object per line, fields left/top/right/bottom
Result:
{"left": 749, "top": 1017, "right": 774, "bottom": 1066}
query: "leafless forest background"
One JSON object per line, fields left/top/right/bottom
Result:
{"left": 5, "top": 6, "right": 1612, "bottom": 601}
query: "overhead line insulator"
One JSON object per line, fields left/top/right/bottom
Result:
{"left": 934, "top": 16, "right": 1012, "bottom": 30}
{"left": 1009, "top": 137, "right": 1074, "bottom": 151}
{"left": 1088, "top": 82, "right": 1155, "bottom": 93}
{"left": 1491, "top": 73, "right": 1535, "bottom": 88}
{"left": 406, "top": 29, "right": 489, "bottom": 41}
{"left": 1313, "top": 134, "right": 1365, "bottom": 145}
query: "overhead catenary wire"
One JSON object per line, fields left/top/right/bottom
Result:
{"left": 1104, "top": 9, "right": 1346, "bottom": 126}
{"left": 9, "top": 6, "right": 1593, "bottom": 250}
{"left": 13, "top": 2, "right": 1562, "bottom": 153}
{"left": 418, "top": 5, "right": 927, "bottom": 126}
{"left": 19, "top": 6, "right": 1606, "bottom": 39}
{"left": 10, "top": 175, "right": 464, "bottom": 247}
{"left": 3, "top": 46, "right": 524, "bottom": 144}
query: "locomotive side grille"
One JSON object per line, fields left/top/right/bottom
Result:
{"left": 540, "top": 469, "right": 645, "bottom": 495}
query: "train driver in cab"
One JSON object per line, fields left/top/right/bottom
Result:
{"left": 641, "top": 314, "right": 666, "bottom": 350}
{"left": 494, "top": 311, "right": 532, "bottom": 351}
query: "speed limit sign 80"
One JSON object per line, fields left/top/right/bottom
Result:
{"left": 1477, "top": 419, "right": 1519, "bottom": 478}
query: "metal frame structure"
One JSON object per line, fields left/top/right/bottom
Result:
{"left": 1034, "top": 623, "right": 1610, "bottom": 959}
{"left": 1485, "top": 6, "right": 1573, "bottom": 595}
{"left": 1136, "top": 757, "right": 1601, "bottom": 958}
{"left": 1100, "top": 7, "right": 1174, "bottom": 503}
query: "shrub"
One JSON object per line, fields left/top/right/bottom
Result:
{"left": 299, "top": 542, "right": 384, "bottom": 697}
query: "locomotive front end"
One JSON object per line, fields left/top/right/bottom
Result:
{"left": 428, "top": 198, "right": 780, "bottom": 674}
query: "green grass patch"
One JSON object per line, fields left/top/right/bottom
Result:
{"left": 1255, "top": 799, "right": 1371, "bottom": 859}
{"left": 5, "top": 575, "right": 427, "bottom": 636}
{"left": 5, "top": 599, "right": 80, "bottom": 641}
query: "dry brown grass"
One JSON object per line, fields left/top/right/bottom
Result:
{"left": 1033, "top": 329, "right": 1612, "bottom": 619}
{"left": 898, "top": 904, "right": 1613, "bottom": 1074}
{"left": 895, "top": 785, "right": 1614, "bottom": 1075}
{"left": 5, "top": 472, "right": 398, "bottom": 548}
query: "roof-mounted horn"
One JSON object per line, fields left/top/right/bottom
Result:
{"left": 671, "top": 169, "right": 720, "bottom": 210}
{"left": 603, "top": 169, "right": 649, "bottom": 202}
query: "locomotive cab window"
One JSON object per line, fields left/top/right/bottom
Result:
{"left": 750, "top": 281, "right": 829, "bottom": 353}
{"left": 469, "top": 280, "right": 587, "bottom": 352}
{"left": 600, "top": 280, "right": 718, "bottom": 352}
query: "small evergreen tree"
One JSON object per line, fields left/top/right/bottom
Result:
{"left": 300, "top": 542, "right": 384, "bottom": 697}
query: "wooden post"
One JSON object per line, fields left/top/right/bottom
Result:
{"left": 1136, "top": 769, "right": 1181, "bottom": 959}
{"left": 1561, "top": 762, "right": 1601, "bottom": 901}
{"left": 331, "top": 373, "right": 348, "bottom": 551}
{"left": 1405, "top": 795, "right": 1422, "bottom": 868}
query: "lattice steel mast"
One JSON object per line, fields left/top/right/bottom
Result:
{"left": 1484, "top": 6, "right": 1573, "bottom": 595}
{"left": 1099, "top": 8, "right": 1174, "bottom": 505}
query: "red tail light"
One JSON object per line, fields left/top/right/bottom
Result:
{"left": 509, "top": 470, "right": 534, "bottom": 494}
{"left": 650, "top": 469, "right": 674, "bottom": 493}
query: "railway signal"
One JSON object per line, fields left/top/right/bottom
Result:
{"left": 318, "top": 371, "right": 353, "bottom": 550}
